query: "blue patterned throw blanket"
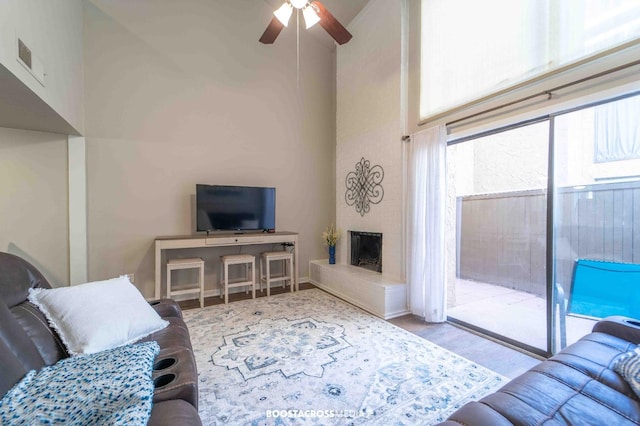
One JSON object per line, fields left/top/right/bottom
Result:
{"left": 0, "top": 341, "right": 159, "bottom": 425}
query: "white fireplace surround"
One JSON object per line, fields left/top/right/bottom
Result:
{"left": 309, "top": 260, "right": 408, "bottom": 319}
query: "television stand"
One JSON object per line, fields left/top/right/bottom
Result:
{"left": 154, "top": 231, "right": 298, "bottom": 301}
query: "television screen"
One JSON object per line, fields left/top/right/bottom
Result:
{"left": 196, "top": 184, "right": 276, "bottom": 232}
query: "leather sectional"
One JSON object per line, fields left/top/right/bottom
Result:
{"left": 438, "top": 316, "right": 640, "bottom": 425}
{"left": 0, "top": 252, "right": 201, "bottom": 425}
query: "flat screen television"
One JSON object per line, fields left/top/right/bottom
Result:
{"left": 196, "top": 184, "right": 276, "bottom": 232}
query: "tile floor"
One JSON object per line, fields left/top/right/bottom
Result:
{"left": 389, "top": 315, "right": 541, "bottom": 378}
{"left": 448, "top": 278, "right": 597, "bottom": 352}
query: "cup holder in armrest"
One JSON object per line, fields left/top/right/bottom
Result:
{"left": 151, "top": 348, "right": 198, "bottom": 408}
{"left": 625, "top": 319, "right": 640, "bottom": 327}
{"left": 154, "top": 357, "right": 177, "bottom": 371}
{"left": 154, "top": 373, "right": 177, "bottom": 389}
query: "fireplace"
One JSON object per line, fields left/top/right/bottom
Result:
{"left": 349, "top": 231, "right": 382, "bottom": 273}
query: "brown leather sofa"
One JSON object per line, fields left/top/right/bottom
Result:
{"left": 0, "top": 252, "right": 201, "bottom": 425}
{"left": 438, "top": 317, "right": 640, "bottom": 425}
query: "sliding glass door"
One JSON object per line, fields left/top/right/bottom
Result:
{"left": 447, "top": 121, "right": 550, "bottom": 354}
{"left": 446, "top": 92, "right": 640, "bottom": 356}
{"left": 552, "top": 94, "right": 640, "bottom": 350}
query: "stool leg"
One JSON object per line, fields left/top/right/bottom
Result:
{"left": 199, "top": 264, "right": 204, "bottom": 309}
{"left": 219, "top": 262, "right": 224, "bottom": 300}
{"left": 245, "top": 263, "right": 249, "bottom": 294}
{"left": 280, "top": 259, "right": 285, "bottom": 289}
{"left": 224, "top": 262, "right": 229, "bottom": 305}
{"left": 288, "top": 257, "right": 294, "bottom": 292}
{"left": 251, "top": 259, "right": 256, "bottom": 299}
{"left": 266, "top": 259, "right": 271, "bottom": 297}
{"left": 167, "top": 267, "right": 172, "bottom": 299}
{"left": 259, "top": 256, "right": 264, "bottom": 293}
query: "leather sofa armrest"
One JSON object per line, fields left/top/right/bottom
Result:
{"left": 149, "top": 400, "right": 202, "bottom": 426}
{"left": 592, "top": 316, "right": 640, "bottom": 344}
{"left": 149, "top": 299, "right": 183, "bottom": 319}
{"left": 152, "top": 347, "right": 198, "bottom": 408}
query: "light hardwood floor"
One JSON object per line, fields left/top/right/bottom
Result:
{"left": 179, "top": 283, "right": 541, "bottom": 379}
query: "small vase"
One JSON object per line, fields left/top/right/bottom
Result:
{"left": 328, "top": 246, "right": 336, "bottom": 264}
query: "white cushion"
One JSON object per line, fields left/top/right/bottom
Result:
{"left": 28, "top": 276, "right": 169, "bottom": 355}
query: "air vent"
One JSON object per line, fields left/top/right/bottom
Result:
{"left": 18, "top": 39, "right": 31, "bottom": 68}
{"left": 16, "top": 37, "right": 45, "bottom": 86}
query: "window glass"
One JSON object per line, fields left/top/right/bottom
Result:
{"left": 420, "top": 0, "right": 640, "bottom": 120}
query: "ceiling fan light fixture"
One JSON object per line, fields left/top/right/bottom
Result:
{"left": 260, "top": 0, "right": 352, "bottom": 45}
{"left": 274, "top": 2, "right": 293, "bottom": 26}
{"left": 302, "top": 5, "right": 321, "bottom": 29}
{"left": 290, "top": 0, "right": 308, "bottom": 9}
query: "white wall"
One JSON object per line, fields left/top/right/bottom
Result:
{"left": 0, "top": 0, "right": 84, "bottom": 133}
{"left": 0, "top": 1, "right": 80, "bottom": 287}
{"left": 83, "top": 0, "right": 337, "bottom": 297}
{"left": 336, "top": 0, "right": 404, "bottom": 280}
{"left": 0, "top": 127, "right": 69, "bottom": 287}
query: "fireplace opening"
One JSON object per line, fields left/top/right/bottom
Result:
{"left": 349, "top": 231, "right": 382, "bottom": 273}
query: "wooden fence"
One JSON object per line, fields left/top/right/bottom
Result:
{"left": 458, "top": 181, "right": 640, "bottom": 296}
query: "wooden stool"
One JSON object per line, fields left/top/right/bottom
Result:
{"left": 260, "top": 251, "right": 294, "bottom": 297}
{"left": 167, "top": 258, "right": 204, "bottom": 308}
{"left": 220, "top": 254, "right": 256, "bottom": 304}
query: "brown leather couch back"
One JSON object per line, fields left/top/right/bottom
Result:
{"left": 0, "top": 252, "right": 51, "bottom": 307}
{"left": 0, "top": 252, "right": 69, "bottom": 396}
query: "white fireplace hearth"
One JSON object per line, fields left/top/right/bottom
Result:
{"left": 309, "top": 260, "right": 408, "bottom": 319}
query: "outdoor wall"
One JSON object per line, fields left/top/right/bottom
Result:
{"left": 0, "top": 127, "right": 69, "bottom": 287}
{"left": 336, "top": 0, "right": 404, "bottom": 281}
{"left": 84, "top": 0, "right": 336, "bottom": 298}
{"left": 454, "top": 124, "right": 548, "bottom": 196}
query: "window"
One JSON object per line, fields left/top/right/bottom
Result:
{"left": 420, "top": 0, "right": 640, "bottom": 121}
{"left": 593, "top": 96, "right": 640, "bottom": 163}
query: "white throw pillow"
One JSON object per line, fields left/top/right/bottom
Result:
{"left": 28, "top": 276, "right": 169, "bottom": 355}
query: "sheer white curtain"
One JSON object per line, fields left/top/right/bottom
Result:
{"left": 405, "top": 125, "right": 447, "bottom": 322}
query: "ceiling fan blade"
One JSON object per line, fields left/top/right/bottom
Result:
{"left": 311, "top": 1, "right": 353, "bottom": 45}
{"left": 259, "top": 17, "right": 285, "bottom": 44}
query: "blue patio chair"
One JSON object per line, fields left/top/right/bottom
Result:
{"left": 556, "top": 259, "right": 640, "bottom": 349}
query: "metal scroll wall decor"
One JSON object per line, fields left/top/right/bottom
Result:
{"left": 345, "top": 157, "right": 384, "bottom": 217}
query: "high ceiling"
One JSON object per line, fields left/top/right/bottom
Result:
{"left": 262, "top": 0, "right": 371, "bottom": 49}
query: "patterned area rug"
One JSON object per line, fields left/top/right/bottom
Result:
{"left": 183, "top": 289, "right": 506, "bottom": 425}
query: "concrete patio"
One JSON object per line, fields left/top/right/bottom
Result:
{"left": 448, "top": 279, "right": 596, "bottom": 352}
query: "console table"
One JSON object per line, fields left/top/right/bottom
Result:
{"left": 154, "top": 232, "right": 299, "bottom": 301}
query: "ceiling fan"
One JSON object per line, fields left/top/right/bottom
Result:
{"left": 259, "top": 0, "right": 353, "bottom": 45}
